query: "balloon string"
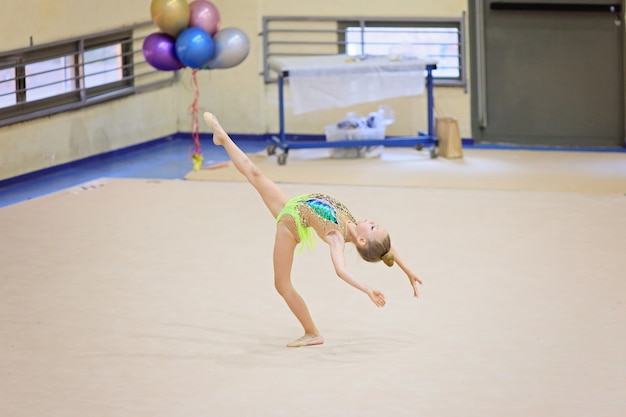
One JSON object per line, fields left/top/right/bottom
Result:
{"left": 190, "top": 68, "right": 201, "bottom": 157}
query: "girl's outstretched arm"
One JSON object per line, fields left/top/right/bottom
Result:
{"left": 325, "top": 232, "right": 386, "bottom": 307}
{"left": 390, "top": 245, "right": 423, "bottom": 298}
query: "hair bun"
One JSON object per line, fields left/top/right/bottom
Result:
{"left": 381, "top": 251, "right": 395, "bottom": 267}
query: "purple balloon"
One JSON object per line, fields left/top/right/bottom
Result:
{"left": 189, "top": 0, "right": 221, "bottom": 36}
{"left": 143, "top": 32, "right": 184, "bottom": 71}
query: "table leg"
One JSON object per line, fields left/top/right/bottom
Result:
{"left": 278, "top": 74, "right": 286, "bottom": 145}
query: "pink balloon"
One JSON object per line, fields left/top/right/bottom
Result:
{"left": 188, "top": 0, "right": 221, "bottom": 36}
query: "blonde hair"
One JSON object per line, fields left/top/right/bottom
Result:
{"left": 356, "top": 233, "right": 394, "bottom": 267}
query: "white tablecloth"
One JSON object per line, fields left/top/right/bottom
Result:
{"left": 268, "top": 55, "right": 433, "bottom": 115}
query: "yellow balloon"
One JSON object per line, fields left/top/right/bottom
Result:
{"left": 150, "top": 0, "right": 190, "bottom": 37}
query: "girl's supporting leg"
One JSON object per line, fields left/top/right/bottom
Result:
{"left": 203, "top": 112, "right": 288, "bottom": 218}
{"left": 274, "top": 223, "right": 324, "bottom": 347}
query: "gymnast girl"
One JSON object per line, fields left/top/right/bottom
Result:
{"left": 203, "top": 112, "right": 422, "bottom": 347}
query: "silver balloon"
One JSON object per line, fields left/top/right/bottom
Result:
{"left": 207, "top": 27, "right": 250, "bottom": 69}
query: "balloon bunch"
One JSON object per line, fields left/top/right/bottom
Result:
{"left": 142, "top": 0, "right": 250, "bottom": 170}
{"left": 143, "top": 0, "right": 250, "bottom": 71}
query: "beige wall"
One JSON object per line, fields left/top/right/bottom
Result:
{"left": 205, "top": 0, "right": 471, "bottom": 137}
{"left": 0, "top": 0, "right": 180, "bottom": 181}
{"left": 0, "top": 0, "right": 470, "bottom": 181}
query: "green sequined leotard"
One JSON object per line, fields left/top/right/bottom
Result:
{"left": 276, "top": 193, "right": 356, "bottom": 252}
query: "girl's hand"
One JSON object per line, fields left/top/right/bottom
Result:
{"left": 408, "top": 273, "right": 423, "bottom": 298}
{"left": 389, "top": 245, "right": 423, "bottom": 299}
{"left": 368, "top": 289, "right": 386, "bottom": 307}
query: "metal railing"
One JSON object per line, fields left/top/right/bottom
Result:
{"left": 261, "top": 15, "right": 466, "bottom": 87}
{"left": 0, "top": 21, "right": 177, "bottom": 127}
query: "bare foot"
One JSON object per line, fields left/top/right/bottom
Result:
{"left": 203, "top": 112, "right": 227, "bottom": 146}
{"left": 286, "top": 334, "right": 324, "bottom": 348}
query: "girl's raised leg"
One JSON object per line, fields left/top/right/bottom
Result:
{"left": 203, "top": 112, "right": 288, "bottom": 218}
{"left": 205, "top": 112, "right": 322, "bottom": 347}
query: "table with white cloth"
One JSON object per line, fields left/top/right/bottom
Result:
{"left": 266, "top": 54, "right": 438, "bottom": 164}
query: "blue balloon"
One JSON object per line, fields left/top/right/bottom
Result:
{"left": 175, "top": 27, "right": 215, "bottom": 69}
